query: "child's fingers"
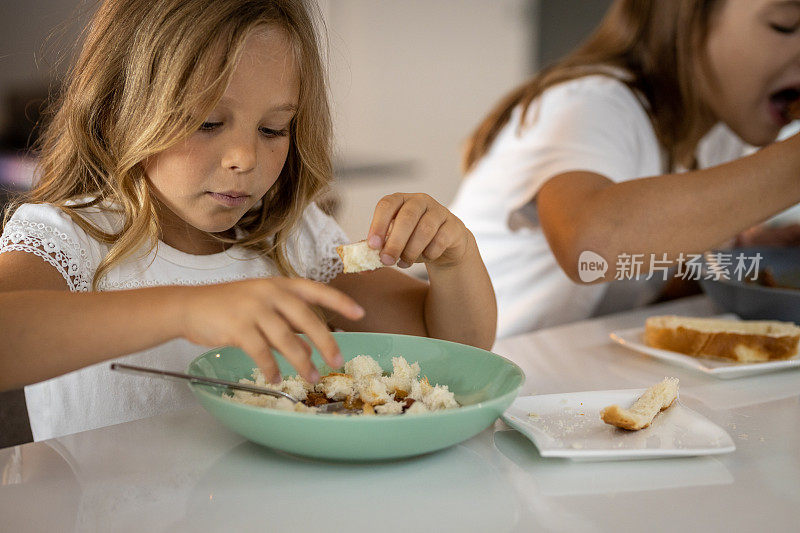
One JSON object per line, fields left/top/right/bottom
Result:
{"left": 381, "top": 199, "right": 428, "bottom": 265}
{"left": 275, "top": 295, "right": 344, "bottom": 369}
{"left": 367, "top": 193, "right": 405, "bottom": 249}
{"left": 398, "top": 209, "right": 448, "bottom": 266}
{"left": 257, "top": 313, "right": 319, "bottom": 383}
{"left": 236, "top": 328, "right": 282, "bottom": 384}
{"left": 286, "top": 279, "right": 365, "bottom": 321}
{"left": 421, "top": 234, "right": 448, "bottom": 262}
{"left": 421, "top": 218, "right": 460, "bottom": 261}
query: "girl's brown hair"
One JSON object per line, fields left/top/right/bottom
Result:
{"left": 5, "top": 0, "right": 332, "bottom": 288}
{"left": 463, "top": 0, "right": 722, "bottom": 174}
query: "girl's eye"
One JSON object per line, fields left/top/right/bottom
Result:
{"left": 259, "top": 127, "right": 290, "bottom": 138}
{"left": 770, "top": 22, "right": 799, "bottom": 34}
{"left": 199, "top": 121, "right": 222, "bottom": 131}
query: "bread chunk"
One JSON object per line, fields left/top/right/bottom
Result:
{"left": 644, "top": 315, "right": 800, "bottom": 363}
{"left": 336, "top": 240, "right": 384, "bottom": 273}
{"left": 316, "top": 373, "right": 355, "bottom": 401}
{"left": 600, "top": 377, "right": 679, "bottom": 430}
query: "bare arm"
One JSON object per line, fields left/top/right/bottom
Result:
{"left": 0, "top": 251, "right": 364, "bottom": 391}
{"left": 423, "top": 233, "right": 496, "bottom": 349}
{"left": 327, "top": 268, "right": 428, "bottom": 336}
{"left": 328, "top": 232, "right": 496, "bottom": 350}
{"left": 0, "top": 250, "right": 185, "bottom": 389}
{"left": 328, "top": 193, "right": 497, "bottom": 350}
{"left": 0, "top": 287, "right": 185, "bottom": 389}
{"left": 538, "top": 132, "right": 800, "bottom": 282}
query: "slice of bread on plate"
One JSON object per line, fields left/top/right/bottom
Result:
{"left": 644, "top": 315, "right": 800, "bottom": 363}
{"left": 336, "top": 240, "right": 384, "bottom": 274}
{"left": 600, "top": 377, "right": 679, "bottom": 430}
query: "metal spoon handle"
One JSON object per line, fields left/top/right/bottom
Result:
{"left": 109, "top": 363, "right": 298, "bottom": 403}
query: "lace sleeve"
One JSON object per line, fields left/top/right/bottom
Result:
{"left": 287, "top": 202, "right": 350, "bottom": 283}
{"left": 0, "top": 204, "right": 98, "bottom": 292}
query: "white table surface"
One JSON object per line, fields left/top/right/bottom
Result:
{"left": 2, "top": 295, "right": 799, "bottom": 532}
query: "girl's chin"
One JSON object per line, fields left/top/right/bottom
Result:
{"left": 202, "top": 225, "right": 237, "bottom": 236}
{"left": 728, "top": 121, "right": 781, "bottom": 148}
{"left": 194, "top": 219, "right": 238, "bottom": 236}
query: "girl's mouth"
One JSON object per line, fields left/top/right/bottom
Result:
{"left": 768, "top": 87, "right": 800, "bottom": 126}
{"left": 207, "top": 191, "right": 250, "bottom": 207}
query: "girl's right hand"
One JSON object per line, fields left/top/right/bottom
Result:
{"left": 177, "top": 278, "right": 365, "bottom": 383}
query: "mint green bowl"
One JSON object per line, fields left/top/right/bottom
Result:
{"left": 187, "top": 332, "right": 524, "bottom": 461}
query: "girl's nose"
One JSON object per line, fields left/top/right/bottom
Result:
{"left": 221, "top": 133, "right": 257, "bottom": 172}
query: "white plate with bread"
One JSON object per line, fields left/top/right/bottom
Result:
{"left": 502, "top": 379, "right": 735, "bottom": 461}
{"left": 610, "top": 315, "right": 800, "bottom": 379}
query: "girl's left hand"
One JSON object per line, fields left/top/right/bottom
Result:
{"left": 367, "top": 193, "right": 473, "bottom": 269}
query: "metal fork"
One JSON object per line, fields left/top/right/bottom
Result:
{"left": 109, "top": 363, "right": 354, "bottom": 414}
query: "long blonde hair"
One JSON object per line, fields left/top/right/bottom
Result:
{"left": 463, "top": 0, "right": 722, "bottom": 173}
{"left": 4, "top": 0, "right": 332, "bottom": 288}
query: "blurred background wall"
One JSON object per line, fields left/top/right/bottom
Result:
{"left": 0, "top": 0, "right": 89, "bottom": 142}
{"left": 321, "top": 0, "right": 612, "bottom": 238}
{"left": 322, "top": 0, "right": 533, "bottom": 238}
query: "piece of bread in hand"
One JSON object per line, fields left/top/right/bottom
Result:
{"left": 336, "top": 240, "right": 384, "bottom": 274}
{"left": 600, "top": 377, "right": 679, "bottom": 431}
{"left": 644, "top": 315, "right": 800, "bottom": 363}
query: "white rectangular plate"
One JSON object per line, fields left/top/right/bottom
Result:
{"left": 609, "top": 326, "right": 800, "bottom": 379}
{"left": 502, "top": 390, "right": 735, "bottom": 461}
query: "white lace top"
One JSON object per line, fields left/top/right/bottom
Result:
{"left": 0, "top": 201, "right": 349, "bottom": 441}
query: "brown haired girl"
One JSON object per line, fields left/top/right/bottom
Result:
{"left": 0, "top": 0, "right": 495, "bottom": 440}
{"left": 451, "top": 0, "right": 800, "bottom": 338}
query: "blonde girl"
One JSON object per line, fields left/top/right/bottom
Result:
{"left": 451, "top": 0, "right": 800, "bottom": 338}
{"left": 0, "top": 0, "right": 495, "bottom": 441}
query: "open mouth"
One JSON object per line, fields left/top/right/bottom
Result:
{"left": 769, "top": 87, "right": 800, "bottom": 123}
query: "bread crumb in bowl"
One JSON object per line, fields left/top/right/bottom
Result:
{"left": 227, "top": 355, "right": 460, "bottom": 415}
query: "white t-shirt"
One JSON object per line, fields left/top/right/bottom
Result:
{"left": 0, "top": 201, "right": 349, "bottom": 441}
{"left": 451, "top": 75, "right": 747, "bottom": 339}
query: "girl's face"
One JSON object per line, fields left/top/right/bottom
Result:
{"left": 701, "top": 0, "right": 800, "bottom": 146}
{"left": 144, "top": 27, "right": 299, "bottom": 254}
